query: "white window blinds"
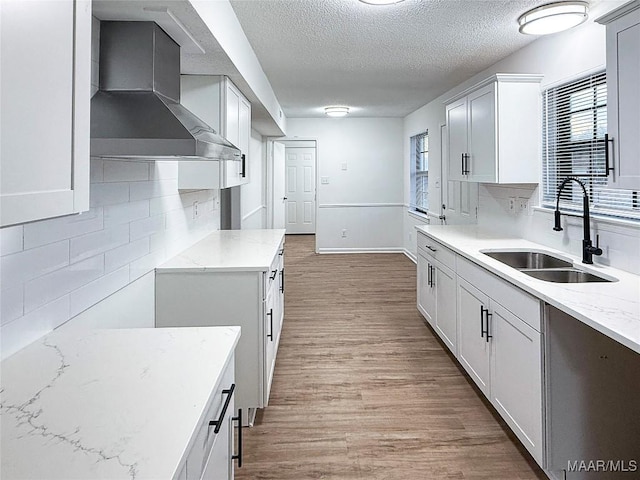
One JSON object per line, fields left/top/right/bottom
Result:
{"left": 542, "top": 72, "right": 640, "bottom": 220}
{"left": 411, "top": 131, "right": 429, "bottom": 213}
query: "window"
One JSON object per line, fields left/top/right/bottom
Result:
{"left": 542, "top": 72, "right": 640, "bottom": 220}
{"left": 410, "top": 131, "right": 429, "bottom": 214}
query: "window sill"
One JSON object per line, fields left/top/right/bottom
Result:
{"left": 407, "top": 209, "right": 431, "bottom": 222}
{"left": 533, "top": 206, "right": 640, "bottom": 229}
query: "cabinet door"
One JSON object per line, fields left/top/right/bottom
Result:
{"left": 225, "top": 82, "right": 241, "bottom": 147}
{"left": 490, "top": 302, "right": 543, "bottom": 465}
{"left": 456, "top": 278, "right": 491, "bottom": 395}
{"left": 434, "top": 262, "right": 457, "bottom": 354}
{"left": 200, "top": 403, "right": 233, "bottom": 480}
{"left": 417, "top": 253, "right": 436, "bottom": 328}
{"left": 607, "top": 9, "right": 640, "bottom": 190}
{"left": 467, "top": 83, "right": 497, "bottom": 182}
{"left": 0, "top": 0, "right": 90, "bottom": 227}
{"left": 446, "top": 97, "right": 468, "bottom": 182}
{"left": 263, "top": 283, "right": 277, "bottom": 405}
{"left": 237, "top": 97, "right": 251, "bottom": 185}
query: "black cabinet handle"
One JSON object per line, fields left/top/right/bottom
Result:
{"left": 426, "top": 245, "right": 437, "bottom": 252}
{"left": 462, "top": 153, "right": 470, "bottom": 175}
{"left": 461, "top": 153, "right": 465, "bottom": 176}
{"left": 279, "top": 248, "right": 284, "bottom": 256}
{"left": 232, "top": 408, "right": 243, "bottom": 468}
{"left": 241, "top": 154, "right": 246, "bottom": 178}
{"left": 427, "top": 264, "right": 432, "bottom": 287}
{"left": 480, "top": 306, "right": 486, "bottom": 338}
{"left": 604, "top": 133, "right": 615, "bottom": 175}
{"left": 485, "top": 311, "right": 493, "bottom": 342}
{"left": 267, "top": 309, "right": 273, "bottom": 341}
{"left": 269, "top": 269, "right": 277, "bottom": 281}
{"left": 209, "top": 383, "right": 235, "bottom": 434}
{"left": 280, "top": 268, "right": 285, "bottom": 293}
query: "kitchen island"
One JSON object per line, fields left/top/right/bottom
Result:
{"left": 0, "top": 326, "right": 240, "bottom": 479}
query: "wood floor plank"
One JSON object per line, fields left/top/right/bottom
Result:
{"left": 235, "top": 235, "right": 546, "bottom": 479}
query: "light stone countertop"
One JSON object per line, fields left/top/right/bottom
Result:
{"left": 0, "top": 326, "right": 240, "bottom": 479}
{"left": 156, "top": 229, "right": 286, "bottom": 273}
{"left": 416, "top": 225, "right": 640, "bottom": 354}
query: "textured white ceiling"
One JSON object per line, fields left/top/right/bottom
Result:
{"left": 229, "top": 0, "right": 548, "bottom": 117}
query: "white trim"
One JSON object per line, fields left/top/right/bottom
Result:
{"left": 318, "top": 247, "right": 406, "bottom": 254}
{"left": 403, "top": 249, "right": 417, "bottom": 264}
{"left": 533, "top": 206, "right": 640, "bottom": 232}
{"left": 318, "top": 203, "right": 404, "bottom": 208}
{"left": 242, "top": 204, "right": 266, "bottom": 222}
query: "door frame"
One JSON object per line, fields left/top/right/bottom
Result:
{"left": 266, "top": 137, "right": 319, "bottom": 250}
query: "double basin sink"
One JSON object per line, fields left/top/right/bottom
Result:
{"left": 481, "top": 251, "right": 615, "bottom": 283}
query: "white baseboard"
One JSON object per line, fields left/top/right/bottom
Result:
{"left": 403, "top": 249, "right": 417, "bottom": 264}
{"left": 317, "top": 247, "right": 406, "bottom": 254}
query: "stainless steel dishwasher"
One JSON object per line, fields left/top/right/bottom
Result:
{"left": 545, "top": 305, "right": 640, "bottom": 479}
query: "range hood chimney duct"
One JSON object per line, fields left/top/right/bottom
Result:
{"left": 90, "top": 21, "right": 239, "bottom": 161}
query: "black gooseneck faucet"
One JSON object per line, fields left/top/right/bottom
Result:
{"left": 553, "top": 177, "right": 603, "bottom": 264}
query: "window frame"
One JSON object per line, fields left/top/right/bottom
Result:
{"left": 410, "top": 130, "right": 429, "bottom": 215}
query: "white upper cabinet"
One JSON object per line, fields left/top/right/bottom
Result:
{"left": 445, "top": 74, "right": 543, "bottom": 184}
{"left": 179, "top": 75, "right": 251, "bottom": 189}
{"left": 0, "top": 0, "right": 91, "bottom": 227}
{"left": 597, "top": 1, "right": 640, "bottom": 190}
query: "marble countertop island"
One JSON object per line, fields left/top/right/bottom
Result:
{"left": 0, "top": 326, "right": 240, "bottom": 479}
{"left": 156, "top": 229, "right": 286, "bottom": 273}
{"left": 416, "top": 225, "right": 640, "bottom": 354}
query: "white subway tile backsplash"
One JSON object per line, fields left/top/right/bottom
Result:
{"left": 1, "top": 158, "right": 221, "bottom": 357}
{"left": 104, "top": 160, "right": 150, "bottom": 183}
{"left": 24, "top": 255, "right": 104, "bottom": 313}
{"left": 105, "top": 238, "right": 149, "bottom": 273}
{"left": 90, "top": 182, "right": 130, "bottom": 207}
{"left": 130, "top": 214, "right": 165, "bottom": 241}
{"left": 70, "top": 266, "right": 129, "bottom": 318}
{"left": 1, "top": 240, "right": 70, "bottom": 287}
{"left": 70, "top": 223, "right": 129, "bottom": 264}
{"left": 104, "top": 200, "right": 150, "bottom": 227}
{"left": 90, "top": 158, "right": 104, "bottom": 183}
{"left": 23, "top": 208, "right": 103, "bottom": 250}
{"left": 1, "top": 296, "right": 70, "bottom": 360}
{"left": 130, "top": 179, "right": 178, "bottom": 201}
{"left": 1, "top": 285, "right": 24, "bottom": 326}
{"left": 0, "top": 225, "right": 24, "bottom": 256}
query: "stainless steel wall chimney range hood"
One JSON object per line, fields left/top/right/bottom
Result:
{"left": 91, "top": 21, "right": 239, "bottom": 161}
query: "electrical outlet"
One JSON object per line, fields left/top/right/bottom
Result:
{"left": 341, "top": 163, "right": 347, "bottom": 171}
{"left": 341, "top": 229, "right": 347, "bottom": 238}
{"left": 517, "top": 197, "right": 529, "bottom": 214}
{"left": 321, "top": 177, "right": 329, "bottom": 184}
{"left": 508, "top": 197, "right": 516, "bottom": 213}
{"left": 193, "top": 201, "right": 199, "bottom": 219}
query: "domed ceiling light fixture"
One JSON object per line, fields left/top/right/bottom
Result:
{"left": 518, "top": 1, "right": 589, "bottom": 35}
{"left": 359, "top": 0, "right": 405, "bottom": 5}
{"left": 324, "top": 106, "right": 350, "bottom": 117}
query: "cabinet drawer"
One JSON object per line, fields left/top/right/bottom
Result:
{"left": 186, "top": 357, "right": 235, "bottom": 480}
{"left": 417, "top": 233, "right": 456, "bottom": 271}
{"left": 457, "top": 256, "right": 541, "bottom": 331}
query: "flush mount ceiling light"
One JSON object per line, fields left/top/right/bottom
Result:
{"left": 359, "top": 0, "right": 405, "bottom": 5}
{"left": 518, "top": 1, "right": 589, "bottom": 35}
{"left": 324, "top": 106, "right": 350, "bottom": 117}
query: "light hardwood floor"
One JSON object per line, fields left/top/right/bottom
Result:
{"left": 236, "top": 234, "right": 546, "bottom": 479}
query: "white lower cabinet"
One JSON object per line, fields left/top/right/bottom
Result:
{"left": 185, "top": 355, "right": 240, "bottom": 480}
{"left": 457, "top": 278, "right": 491, "bottom": 396}
{"left": 416, "top": 231, "right": 544, "bottom": 467}
{"left": 156, "top": 236, "right": 285, "bottom": 417}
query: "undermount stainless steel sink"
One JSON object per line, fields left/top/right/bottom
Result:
{"left": 483, "top": 251, "right": 573, "bottom": 270}
{"left": 481, "top": 250, "right": 616, "bottom": 283}
{"left": 521, "top": 268, "right": 613, "bottom": 283}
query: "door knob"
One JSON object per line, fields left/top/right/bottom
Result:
{"left": 283, "top": 197, "right": 288, "bottom": 200}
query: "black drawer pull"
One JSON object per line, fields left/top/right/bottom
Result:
{"left": 426, "top": 245, "right": 437, "bottom": 252}
{"left": 267, "top": 309, "right": 273, "bottom": 341}
{"left": 241, "top": 154, "right": 246, "bottom": 178}
{"left": 279, "top": 248, "right": 284, "bottom": 256}
{"left": 269, "top": 269, "right": 278, "bottom": 281}
{"left": 280, "top": 268, "right": 285, "bottom": 293}
{"left": 480, "top": 306, "right": 487, "bottom": 338}
{"left": 209, "top": 383, "right": 235, "bottom": 434}
{"left": 232, "top": 408, "right": 243, "bottom": 468}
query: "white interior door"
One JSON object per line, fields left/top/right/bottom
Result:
{"left": 285, "top": 145, "right": 316, "bottom": 234}
{"left": 273, "top": 142, "right": 286, "bottom": 229}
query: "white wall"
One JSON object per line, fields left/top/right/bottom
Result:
{"left": 0, "top": 160, "right": 220, "bottom": 359}
{"left": 402, "top": 3, "right": 640, "bottom": 273}
{"left": 241, "top": 129, "right": 267, "bottom": 229}
{"left": 286, "top": 117, "right": 404, "bottom": 252}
